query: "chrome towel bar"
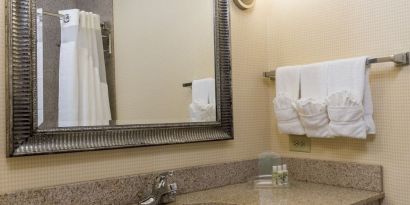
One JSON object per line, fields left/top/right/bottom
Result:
{"left": 264, "top": 52, "right": 410, "bottom": 79}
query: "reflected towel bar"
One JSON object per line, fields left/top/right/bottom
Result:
{"left": 183, "top": 82, "right": 193, "bottom": 87}
{"left": 263, "top": 52, "right": 410, "bottom": 79}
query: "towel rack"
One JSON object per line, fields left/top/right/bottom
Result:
{"left": 263, "top": 52, "right": 410, "bottom": 79}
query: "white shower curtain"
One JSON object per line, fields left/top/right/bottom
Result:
{"left": 37, "top": 8, "right": 44, "bottom": 126}
{"left": 58, "top": 9, "right": 111, "bottom": 127}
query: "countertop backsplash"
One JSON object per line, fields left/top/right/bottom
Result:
{"left": 0, "top": 157, "right": 382, "bottom": 205}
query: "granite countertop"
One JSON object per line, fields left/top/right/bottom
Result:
{"left": 170, "top": 181, "right": 384, "bottom": 205}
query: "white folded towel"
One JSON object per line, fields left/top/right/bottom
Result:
{"left": 190, "top": 78, "right": 216, "bottom": 122}
{"left": 364, "top": 68, "right": 376, "bottom": 134}
{"left": 273, "top": 66, "right": 305, "bottom": 135}
{"left": 327, "top": 57, "right": 375, "bottom": 139}
{"left": 294, "top": 63, "right": 330, "bottom": 138}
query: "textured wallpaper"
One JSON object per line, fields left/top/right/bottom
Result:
{"left": 268, "top": 0, "right": 410, "bottom": 204}
{"left": 2, "top": 0, "right": 409, "bottom": 204}
{"left": 0, "top": 0, "right": 273, "bottom": 194}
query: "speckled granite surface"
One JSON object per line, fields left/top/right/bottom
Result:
{"left": 0, "top": 158, "right": 383, "bottom": 205}
{"left": 173, "top": 160, "right": 258, "bottom": 194}
{"left": 0, "top": 160, "right": 257, "bottom": 205}
{"left": 170, "top": 181, "right": 384, "bottom": 205}
{"left": 283, "top": 157, "right": 383, "bottom": 192}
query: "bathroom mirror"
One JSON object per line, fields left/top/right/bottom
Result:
{"left": 6, "top": 0, "right": 233, "bottom": 157}
{"left": 38, "top": 0, "right": 217, "bottom": 128}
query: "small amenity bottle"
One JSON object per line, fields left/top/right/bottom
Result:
{"left": 282, "top": 164, "right": 289, "bottom": 186}
{"left": 272, "top": 166, "right": 279, "bottom": 185}
{"left": 277, "top": 165, "right": 283, "bottom": 186}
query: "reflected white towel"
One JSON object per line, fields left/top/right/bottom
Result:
{"left": 273, "top": 66, "right": 305, "bottom": 135}
{"left": 294, "top": 63, "right": 330, "bottom": 138}
{"left": 190, "top": 78, "right": 216, "bottom": 122}
{"left": 327, "top": 57, "right": 375, "bottom": 139}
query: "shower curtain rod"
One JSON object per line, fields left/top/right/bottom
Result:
{"left": 37, "top": 10, "right": 108, "bottom": 26}
{"left": 39, "top": 11, "right": 71, "bottom": 23}
{"left": 37, "top": 10, "right": 112, "bottom": 54}
{"left": 43, "top": 11, "right": 65, "bottom": 18}
{"left": 263, "top": 52, "right": 410, "bottom": 79}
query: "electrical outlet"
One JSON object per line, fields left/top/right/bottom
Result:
{"left": 289, "top": 135, "right": 311, "bottom": 153}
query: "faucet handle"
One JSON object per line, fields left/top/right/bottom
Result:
{"left": 153, "top": 171, "right": 175, "bottom": 190}
{"left": 159, "top": 171, "right": 174, "bottom": 178}
{"left": 156, "top": 171, "right": 173, "bottom": 183}
{"left": 169, "top": 182, "right": 177, "bottom": 191}
{"left": 160, "top": 183, "right": 178, "bottom": 204}
{"left": 140, "top": 172, "right": 177, "bottom": 205}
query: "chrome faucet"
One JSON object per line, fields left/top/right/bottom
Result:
{"left": 139, "top": 171, "right": 178, "bottom": 205}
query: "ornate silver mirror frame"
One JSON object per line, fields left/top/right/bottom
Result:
{"left": 5, "top": 0, "right": 233, "bottom": 157}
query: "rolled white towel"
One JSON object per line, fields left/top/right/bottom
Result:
{"left": 327, "top": 91, "right": 366, "bottom": 138}
{"left": 189, "top": 78, "right": 216, "bottom": 122}
{"left": 294, "top": 98, "right": 329, "bottom": 138}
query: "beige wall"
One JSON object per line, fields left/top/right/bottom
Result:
{"left": 113, "top": 0, "right": 215, "bottom": 124}
{"left": 2, "top": 1, "right": 408, "bottom": 204}
{"left": 0, "top": 0, "right": 273, "bottom": 194}
{"left": 268, "top": 0, "right": 410, "bottom": 204}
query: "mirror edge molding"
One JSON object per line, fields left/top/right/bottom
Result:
{"left": 5, "top": 0, "right": 233, "bottom": 157}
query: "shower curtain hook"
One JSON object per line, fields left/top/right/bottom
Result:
{"left": 63, "top": 14, "right": 70, "bottom": 23}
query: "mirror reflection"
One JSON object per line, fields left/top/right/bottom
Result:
{"left": 36, "top": 0, "right": 216, "bottom": 128}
